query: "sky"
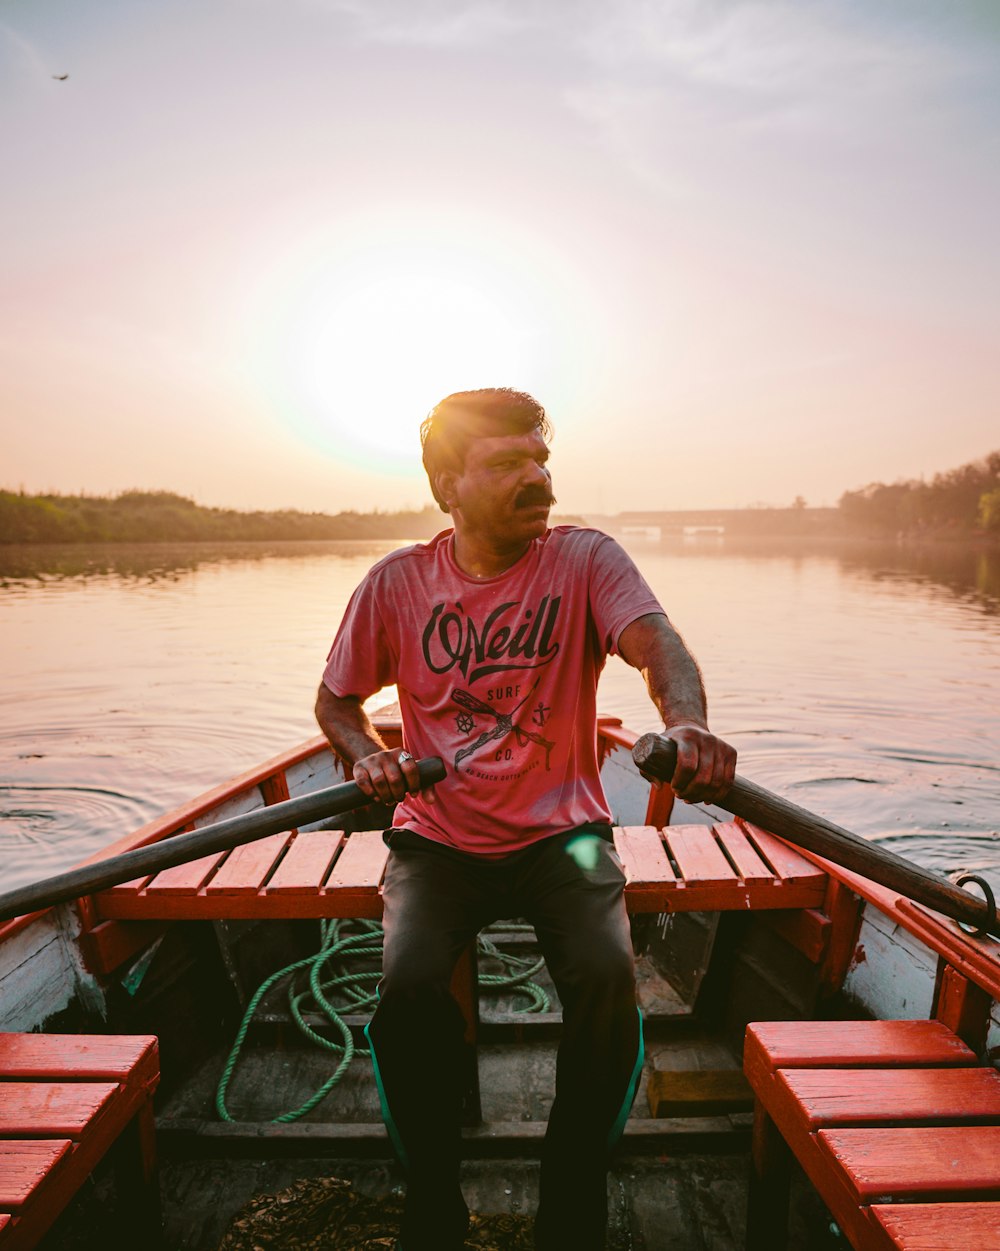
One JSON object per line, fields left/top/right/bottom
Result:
{"left": 3, "top": 0, "right": 999, "bottom": 515}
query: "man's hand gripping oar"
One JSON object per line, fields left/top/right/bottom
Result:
{"left": 0, "top": 757, "right": 447, "bottom": 925}
{"left": 633, "top": 733, "right": 999, "bottom": 939}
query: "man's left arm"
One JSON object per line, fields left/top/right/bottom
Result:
{"left": 618, "top": 612, "right": 737, "bottom": 803}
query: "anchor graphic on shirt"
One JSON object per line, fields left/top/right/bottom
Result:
{"left": 451, "top": 681, "right": 554, "bottom": 771}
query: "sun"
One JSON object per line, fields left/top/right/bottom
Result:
{"left": 250, "top": 230, "right": 540, "bottom": 475}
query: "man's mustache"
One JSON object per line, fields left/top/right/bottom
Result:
{"left": 515, "top": 486, "right": 556, "bottom": 509}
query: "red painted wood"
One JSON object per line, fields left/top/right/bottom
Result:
{"left": 106, "top": 875, "right": 154, "bottom": 894}
{"left": 775, "top": 1066, "right": 1000, "bottom": 1132}
{"left": 935, "top": 963, "right": 993, "bottom": 1053}
{"left": 739, "top": 821, "right": 823, "bottom": 884}
{"left": 259, "top": 771, "right": 291, "bottom": 807}
{"left": 746, "top": 1018, "right": 1000, "bottom": 1251}
{"left": 0, "top": 1213, "right": 10, "bottom": 1235}
{"left": 0, "top": 1141, "right": 71, "bottom": 1207}
{"left": 818, "top": 877, "right": 864, "bottom": 996}
{"left": 613, "top": 827, "right": 676, "bottom": 886}
{"left": 0, "top": 1083, "right": 117, "bottom": 1137}
{"left": 142, "top": 850, "right": 228, "bottom": 895}
{"left": 205, "top": 833, "right": 290, "bottom": 895}
{"left": 0, "top": 1035, "right": 158, "bottom": 1084}
{"left": 714, "top": 822, "right": 775, "bottom": 881}
{"left": 869, "top": 1202, "right": 1000, "bottom": 1250}
{"left": 97, "top": 838, "right": 824, "bottom": 918}
{"left": 265, "top": 830, "right": 345, "bottom": 894}
{"left": 642, "top": 781, "right": 675, "bottom": 829}
{"left": 665, "top": 825, "right": 736, "bottom": 886}
{"left": 95, "top": 892, "right": 386, "bottom": 920}
{"left": 818, "top": 1125, "right": 1000, "bottom": 1202}
{"left": 98, "top": 881, "right": 830, "bottom": 918}
{"left": 628, "top": 878, "right": 825, "bottom": 914}
{"left": 324, "top": 830, "right": 390, "bottom": 892}
{"left": 745, "top": 1020, "right": 977, "bottom": 1079}
{"left": 0, "top": 1036, "right": 160, "bottom": 1251}
{"left": 79, "top": 918, "right": 166, "bottom": 976}
{"left": 595, "top": 718, "right": 634, "bottom": 753}
{"left": 758, "top": 908, "right": 831, "bottom": 963}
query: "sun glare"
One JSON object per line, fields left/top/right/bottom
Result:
{"left": 248, "top": 228, "right": 546, "bottom": 476}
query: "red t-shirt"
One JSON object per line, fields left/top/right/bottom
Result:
{"left": 322, "top": 526, "right": 663, "bottom": 854}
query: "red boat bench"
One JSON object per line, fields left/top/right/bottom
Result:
{"left": 744, "top": 1019, "right": 1000, "bottom": 1250}
{"left": 90, "top": 820, "right": 828, "bottom": 921}
{"left": 0, "top": 1033, "right": 161, "bottom": 1250}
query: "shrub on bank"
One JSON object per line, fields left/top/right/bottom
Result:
{"left": 0, "top": 490, "right": 444, "bottom": 544}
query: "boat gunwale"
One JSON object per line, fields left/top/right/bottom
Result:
{"left": 777, "top": 845, "right": 1000, "bottom": 1000}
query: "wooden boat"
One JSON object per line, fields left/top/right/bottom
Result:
{"left": 2, "top": 708, "right": 999, "bottom": 1250}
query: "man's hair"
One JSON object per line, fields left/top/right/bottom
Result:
{"left": 420, "top": 388, "right": 552, "bottom": 513}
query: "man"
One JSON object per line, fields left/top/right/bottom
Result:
{"left": 315, "top": 388, "right": 736, "bottom": 1251}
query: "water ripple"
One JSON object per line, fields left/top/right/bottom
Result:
{"left": 0, "top": 783, "right": 152, "bottom": 887}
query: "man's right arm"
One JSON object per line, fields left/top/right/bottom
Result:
{"left": 314, "top": 683, "right": 420, "bottom": 804}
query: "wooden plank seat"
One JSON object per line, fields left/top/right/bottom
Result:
{"left": 744, "top": 1018, "right": 1000, "bottom": 1251}
{"left": 0, "top": 1033, "right": 160, "bottom": 1250}
{"left": 92, "top": 821, "right": 827, "bottom": 921}
{"left": 868, "top": 1202, "right": 1000, "bottom": 1250}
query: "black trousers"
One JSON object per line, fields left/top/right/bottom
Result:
{"left": 365, "top": 824, "right": 643, "bottom": 1251}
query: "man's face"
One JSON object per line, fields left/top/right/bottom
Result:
{"left": 441, "top": 429, "right": 555, "bottom": 547}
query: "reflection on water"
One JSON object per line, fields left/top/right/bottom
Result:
{"left": 639, "top": 536, "right": 1000, "bottom": 616}
{"left": 0, "top": 539, "right": 408, "bottom": 586}
{"left": 3, "top": 535, "right": 996, "bottom": 612}
{"left": 836, "top": 542, "right": 1000, "bottom": 615}
{"left": 1, "top": 535, "right": 998, "bottom": 894}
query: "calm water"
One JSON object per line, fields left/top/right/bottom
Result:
{"left": 1, "top": 536, "right": 998, "bottom": 895}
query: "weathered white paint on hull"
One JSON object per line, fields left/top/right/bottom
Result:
{"left": 288, "top": 751, "right": 346, "bottom": 831}
{"left": 842, "top": 903, "right": 937, "bottom": 1021}
{"left": 986, "top": 1000, "right": 1000, "bottom": 1064}
{"left": 192, "top": 787, "right": 265, "bottom": 829}
{"left": 0, "top": 907, "right": 104, "bottom": 1031}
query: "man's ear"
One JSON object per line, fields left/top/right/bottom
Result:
{"left": 435, "top": 470, "right": 458, "bottom": 514}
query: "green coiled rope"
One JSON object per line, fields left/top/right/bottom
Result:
{"left": 215, "top": 919, "right": 550, "bottom": 1123}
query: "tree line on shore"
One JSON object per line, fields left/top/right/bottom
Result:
{"left": 838, "top": 450, "right": 1000, "bottom": 537}
{"left": 0, "top": 489, "right": 444, "bottom": 544}
{"left": 2, "top": 447, "right": 998, "bottom": 543}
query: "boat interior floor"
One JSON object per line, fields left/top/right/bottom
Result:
{"left": 36, "top": 934, "right": 844, "bottom": 1249}
{"left": 36, "top": 1149, "right": 843, "bottom": 1251}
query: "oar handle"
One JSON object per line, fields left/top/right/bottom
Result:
{"left": 0, "top": 756, "right": 446, "bottom": 925}
{"left": 632, "top": 733, "right": 999, "bottom": 939}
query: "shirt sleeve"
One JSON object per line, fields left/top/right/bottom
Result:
{"left": 322, "top": 572, "right": 398, "bottom": 698}
{"left": 588, "top": 536, "right": 665, "bottom": 655}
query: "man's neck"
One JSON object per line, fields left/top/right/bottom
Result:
{"left": 451, "top": 530, "right": 533, "bottom": 580}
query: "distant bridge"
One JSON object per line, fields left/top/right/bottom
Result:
{"left": 605, "top": 508, "right": 840, "bottom": 539}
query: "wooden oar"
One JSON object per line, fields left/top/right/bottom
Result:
{"left": 0, "top": 756, "right": 446, "bottom": 925}
{"left": 632, "top": 734, "right": 999, "bottom": 938}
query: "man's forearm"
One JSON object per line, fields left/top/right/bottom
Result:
{"left": 618, "top": 614, "right": 708, "bottom": 729}
{"left": 315, "top": 683, "right": 421, "bottom": 803}
{"left": 315, "top": 683, "right": 387, "bottom": 765}
{"left": 618, "top": 613, "right": 736, "bottom": 802}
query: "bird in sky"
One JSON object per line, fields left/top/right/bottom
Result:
{"left": 52, "top": 74, "right": 69, "bottom": 81}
